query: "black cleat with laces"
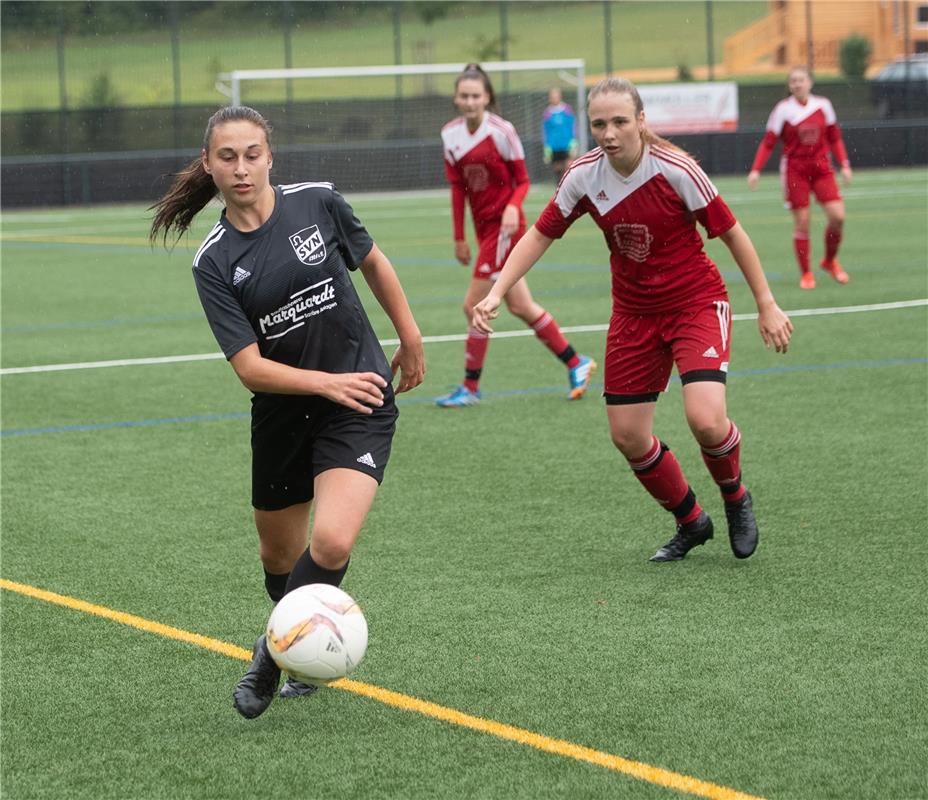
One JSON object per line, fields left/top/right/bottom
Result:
{"left": 725, "top": 490, "right": 758, "bottom": 559}
{"left": 649, "top": 511, "right": 714, "bottom": 562}
{"left": 280, "top": 677, "right": 319, "bottom": 699}
{"left": 233, "top": 635, "right": 281, "bottom": 719}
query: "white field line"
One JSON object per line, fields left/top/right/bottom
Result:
{"left": 2, "top": 299, "right": 925, "bottom": 376}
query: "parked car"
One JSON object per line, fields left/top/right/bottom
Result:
{"left": 870, "top": 54, "right": 928, "bottom": 118}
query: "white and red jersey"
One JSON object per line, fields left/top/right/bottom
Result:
{"left": 442, "top": 112, "right": 530, "bottom": 240}
{"left": 535, "top": 144, "right": 735, "bottom": 315}
{"left": 751, "top": 94, "right": 849, "bottom": 171}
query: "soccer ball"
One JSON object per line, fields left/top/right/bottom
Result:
{"left": 265, "top": 583, "right": 368, "bottom": 683}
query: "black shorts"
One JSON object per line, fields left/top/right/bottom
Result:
{"left": 550, "top": 149, "right": 570, "bottom": 162}
{"left": 250, "top": 385, "right": 398, "bottom": 511}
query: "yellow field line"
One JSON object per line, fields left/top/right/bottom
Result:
{"left": 1, "top": 577, "right": 764, "bottom": 800}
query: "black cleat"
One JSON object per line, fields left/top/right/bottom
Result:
{"left": 233, "top": 635, "right": 281, "bottom": 719}
{"left": 649, "top": 511, "right": 714, "bottom": 562}
{"left": 280, "top": 677, "right": 319, "bottom": 699}
{"left": 725, "top": 490, "right": 758, "bottom": 559}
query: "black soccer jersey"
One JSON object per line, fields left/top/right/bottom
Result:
{"left": 192, "top": 182, "right": 391, "bottom": 383}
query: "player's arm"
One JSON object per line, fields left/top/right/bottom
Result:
{"left": 748, "top": 130, "right": 778, "bottom": 189}
{"left": 718, "top": 222, "right": 793, "bottom": 354}
{"left": 472, "top": 226, "right": 553, "bottom": 333}
{"left": 229, "top": 344, "right": 387, "bottom": 414}
{"left": 444, "top": 158, "right": 470, "bottom": 265}
{"left": 358, "top": 244, "right": 425, "bottom": 394}
{"left": 502, "top": 158, "right": 530, "bottom": 235}
{"left": 825, "top": 123, "right": 852, "bottom": 184}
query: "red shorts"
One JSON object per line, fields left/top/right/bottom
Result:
{"left": 604, "top": 300, "right": 732, "bottom": 401}
{"left": 781, "top": 157, "right": 841, "bottom": 210}
{"left": 473, "top": 223, "right": 525, "bottom": 280}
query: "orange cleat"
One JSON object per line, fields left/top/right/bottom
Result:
{"left": 820, "top": 258, "right": 849, "bottom": 284}
{"left": 799, "top": 272, "right": 816, "bottom": 290}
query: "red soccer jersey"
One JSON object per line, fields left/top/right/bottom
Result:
{"left": 442, "top": 112, "right": 530, "bottom": 241}
{"left": 535, "top": 144, "right": 735, "bottom": 315}
{"left": 751, "top": 94, "right": 849, "bottom": 171}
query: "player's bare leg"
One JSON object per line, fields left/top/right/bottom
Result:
{"left": 234, "top": 502, "right": 312, "bottom": 718}
{"left": 684, "top": 382, "right": 758, "bottom": 559}
{"left": 506, "top": 279, "right": 596, "bottom": 400}
{"left": 791, "top": 207, "right": 815, "bottom": 289}
{"left": 820, "top": 199, "right": 849, "bottom": 283}
{"left": 279, "top": 469, "right": 378, "bottom": 699}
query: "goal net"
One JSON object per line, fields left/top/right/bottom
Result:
{"left": 215, "top": 60, "right": 587, "bottom": 194}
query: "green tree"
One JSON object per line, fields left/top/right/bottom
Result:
{"left": 839, "top": 34, "right": 872, "bottom": 80}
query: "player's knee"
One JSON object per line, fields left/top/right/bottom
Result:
{"left": 259, "top": 541, "right": 302, "bottom": 574}
{"left": 310, "top": 535, "right": 352, "bottom": 570}
{"left": 610, "top": 428, "right": 647, "bottom": 458}
{"left": 686, "top": 413, "right": 728, "bottom": 447}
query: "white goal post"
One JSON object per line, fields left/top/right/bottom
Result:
{"left": 213, "top": 59, "right": 587, "bottom": 194}
{"left": 216, "top": 59, "right": 588, "bottom": 153}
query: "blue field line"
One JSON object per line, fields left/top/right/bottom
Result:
{"left": 2, "top": 357, "right": 924, "bottom": 439}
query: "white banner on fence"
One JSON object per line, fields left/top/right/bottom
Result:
{"left": 637, "top": 82, "right": 739, "bottom": 134}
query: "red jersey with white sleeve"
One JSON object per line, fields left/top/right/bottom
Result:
{"left": 441, "top": 112, "right": 530, "bottom": 241}
{"left": 535, "top": 144, "right": 735, "bottom": 315}
{"left": 751, "top": 94, "right": 850, "bottom": 171}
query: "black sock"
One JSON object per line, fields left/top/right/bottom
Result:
{"left": 263, "top": 569, "right": 290, "bottom": 603}
{"left": 284, "top": 551, "right": 349, "bottom": 594}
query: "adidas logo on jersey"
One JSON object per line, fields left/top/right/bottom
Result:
{"left": 233, "top": 266, "right": 252, "bottom": 286}
{"left": 595, "top": 190, "right": 609, "bottom": 201}
{"left": 702, "top": 346, "right": 719, "bottom": 358}
{"left": 357, "top": 452, "right": 376, "bottom": 468}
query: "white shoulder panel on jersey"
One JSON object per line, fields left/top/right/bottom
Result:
{"left": 650, "top": 145, "right": 717, "bottom": 211}
{"left": 281, "top": 181, "right": 335, "bottom": 195}
{"left": 810, "top": 94, "right": 838, "bottom": 125}
{"left": 553, "top": 148, "right": 603, "bottom": 217}
{"left": 193, "top": 222, "right": 226, "bottom": 268}
{"left": 486, "top": 113, "right": 525, "bottom": 161}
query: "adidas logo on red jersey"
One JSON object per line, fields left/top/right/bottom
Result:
{"left": 595, "top": 190, "right": 609, "bottom": 202}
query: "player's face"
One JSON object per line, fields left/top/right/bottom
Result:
{"left": 588, "top": 91, "right": 645, "bottom": 175}
{"left": 788, "top": 69, "right": 812, "bottom": 102}
{"left": 454, "top": 78, "right": 491, "bottom": 128}
{"left": 202, "top": 120, "right": 273, "bottom": 209}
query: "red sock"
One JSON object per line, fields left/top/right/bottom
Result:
{"left": 793, "top": 234, "right": 811, "bottom": 274}
{"left": 701, "top": 422, "right": 746, "bottom": 503}
{"left": 628, "top": 437, "right": 702, "bottom": 524}
{"left": 824, "top": 224, "right": 842, "bottom": 263}
{"left": 530, "top": 311, "right": 579, "bottom": 368}
{"left": 463, "top": 328, "right": 489, "bottom": 393}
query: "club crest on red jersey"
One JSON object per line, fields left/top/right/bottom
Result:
{"left": 289, "top": 225, "right": 326, "bottom": 265}
{"left": 611, "top": 223, "right": 653, "bottom": 263}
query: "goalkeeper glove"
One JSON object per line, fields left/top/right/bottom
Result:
{"left": 568, "top": 139, "right": 578, "bottom": 158}
{"left": 543, "top": 145, "right": 552, "bottom": 164}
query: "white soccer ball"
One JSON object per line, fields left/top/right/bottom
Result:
{"left": 266, "top": 583, "right": 368, "bottom": 683}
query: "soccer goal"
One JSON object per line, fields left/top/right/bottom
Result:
{"left": 214, "top": 60, "right": 587, "bottom": 194}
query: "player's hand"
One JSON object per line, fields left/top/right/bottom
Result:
{"left": 454, "top": 240, "right": 471, "bottom": 266}
{"left": 841, "top": 165, "right": 852, "bottom": 185}
{"left": 471, "top": 294, "right": 501, "bottom": 334}
{"left": 390, "top": 338, "right": 426, "bottom": 394}
{"left": 757, "top": 303, "right": 793, "bottom": 354}
{"left": 321, "top": 372, "right": 387, "bottom": 414}
{"left": 501, "top": 204, "right": 519, "bottom": 236}
{"left": 747, "top": 170, "right": 760, "bottom": 191}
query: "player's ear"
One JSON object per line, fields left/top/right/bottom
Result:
{"left": 201, "top": 149, "right": 210, "bottom": 174}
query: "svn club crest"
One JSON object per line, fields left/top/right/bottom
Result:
{"left": 289, "top": 226, "right": 327, "bottom": 265}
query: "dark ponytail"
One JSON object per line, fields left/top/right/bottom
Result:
{"left": 149, "top": 105, "right": 273, "bottom": 245}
